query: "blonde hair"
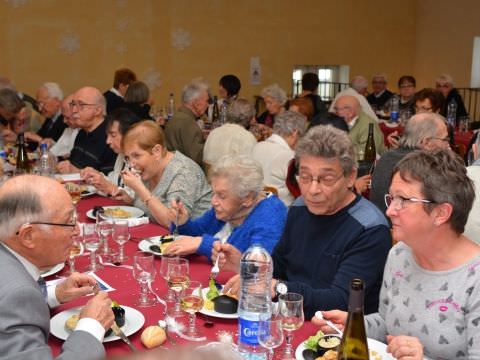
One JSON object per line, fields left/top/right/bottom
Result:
{"left": 121, "top": 120, "right": 166, "bottom": 155}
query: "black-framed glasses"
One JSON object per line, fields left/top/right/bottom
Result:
{"left": 15, "top": 218, "right": 77, "bottom": 235}
{"left": 384, "top": 194, "right": 435, "bottom": 210}
{"left": 69, "top": 101, "right": 97, "bottom": 111}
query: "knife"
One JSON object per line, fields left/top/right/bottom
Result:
{"left": 110, "top": 322, "right": 138, "bottom": 352}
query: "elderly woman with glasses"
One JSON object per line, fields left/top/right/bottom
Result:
{"left": 315, "top": 149, "right": 480, "bottom": 360}
{"left": 162, "top": 155, "right": 287, "bottom": 258}
{"left": 435, "top": 74, "right": 468, "bottom": 119}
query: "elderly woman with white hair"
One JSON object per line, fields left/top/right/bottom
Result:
{"left": 435, "top": 74, "right": 468, "bottom": 119}
{"left": 252, "top": 111, "right": 306, "bottom": 206}
{"left": 256, "top": 83, "right": 288, "bottom": 127}
{"left": 163, "top": 155, "right": 287, "bottom": 258}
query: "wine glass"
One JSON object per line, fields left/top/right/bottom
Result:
{"left": 278, "top": 293, "right": 304, "bottom": 360}
{"left": 65, "top": 182, "right": 81, "bottom": 215}
{"left": 180, "top": 280, "right": 204, "bottom": 340}
{"left": 67, "top": 234, "right": 83, "bottom": 274}
{"left": 132, "top": 251, "right": 156, "bottom": 307}
{"left": 83, "top": 223, "right": 103, "bottom": 272}
{"left": 97, "top": 217, "right": 113, "bottom": 259}
{"left": 166, "top": 257, "right": 189, "bottom": 316}
{"left": 258, "top": 318, "right": 285, "bottom": 360}
{"left": 113, "top": 220, "right": 130, "bottom": 263}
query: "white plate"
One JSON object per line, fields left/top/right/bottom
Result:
{"left": 86, "top": 206, "right": 144, "bottom": 221}
{"left": 199, "top": 287, "right": 238, "bottom": 319}
{"left": 50, "top": 305, "right": 145, "bottom": 343}
{"left": 295, "top": 337, "right": 394, "bottom": 360}
{"left": 40, "top": 263, "right": 65, "bottom": 278}
{"left": 80, "top": 185, "right": 96, "bottom": 198}
{"left": 137, "top": 235, "right": 175, "bottom": 256}
{"left": 55, "top": 173, "right": 82, "bottom": 182}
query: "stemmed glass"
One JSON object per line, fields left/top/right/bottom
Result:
{"left": 113, "top": 220, "right": 130, "bottom": 263}
{"left": 258, "top": 318, "right": 285, "bottom": 360}
{"left": 278, "top": 293, "right": 304, "bottom": 360}
{"left": 83, "top": 223, "right": 103, "bottom": 272}
{"left": 68, "top": 234, "right": 83, "bottom": 274}
{"left": 65, "top": 182, "right": 81, "bottom": 216}
{"left": 180, "top": 280, "right": 204, "bottom": 340}
{"left": 132, "top": 251, "right": 156, "bottom": 307}
{"left": 164, "top": 257, "right": 189, "bottom": 316}
{"left": 97, "top": 217, "right": 113, "bottom": 260}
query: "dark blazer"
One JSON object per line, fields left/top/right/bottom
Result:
{"left": 0, "top": 244, "right": 105, "bottom": 359}
{"left": 37, "top": 114, "right": 67, "bottom": 142}
{"left": 103, "top": 90, "right": 125, "bottom": 114}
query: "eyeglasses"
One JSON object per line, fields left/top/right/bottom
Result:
{"left": 415, "top": 106, "right": 432, "bottom": 112}
{"left": 333, "top": 106, "right": 351, "bottom": 112}
{"left": 399, "top": 84, "right": 415, "bottom": 89}
{"left": 296, "top": 173, "right": 343, "bottom": 187}
{"left": 384, "top": 194, "right": 434, "bottom": 210}
{"left": 436, "top": 83, "right": 451, "bottom": 89}
{"left": 69, "top": 101, "right": 98, "bottom": 111}
{"left": 15, "top": 216, "right": 77, "bottom": 235}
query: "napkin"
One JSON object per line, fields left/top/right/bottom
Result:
{"left": 127, "top": 216, "right": 149, "bottom": 227}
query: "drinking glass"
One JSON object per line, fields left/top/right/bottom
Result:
{"left": 258, "top": 319, "right": 285, "bottom": 360}
{"left": 113, "top": 220, "right": 130, "bottom": 263}
{"left": 165, "top": 257, "right": 189, "bottom": 316}
{"left": 278, "top": 293, "right": 304, "bottom": 360}
{"left": 132, "top": 251, "right": 156, "bottom": 307}
{"left": 180, "top": 280, "right": 204, "bottom": 340}
{"left": 68, "top": 234, "right": 83, "bottom": 274}
{"left": 65, "top": 182, "right": 81, "bottom": 216}
{"left": 97, "top": 217, "right": 113, "bottom": 259}
{"left": 83, "top": 223, "right": 103, "bottom": 272}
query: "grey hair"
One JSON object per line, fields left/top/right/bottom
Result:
{"left": 295, "top": 125, "right": 357, "bottom": 176}
{"left": 372, "top": 73, "right": 387, "bottom": 83}
{"left": 436, "top": 73, "right": 454, "bottom": 86}
{"left": 261, "top": 84, "right": 287, "bottom": 106}
{"left": 94, "top": 90, "right": 107, "bottom": 116}
{"left": 0, "top": 88, "right": 24, "bottom": 113}
{"left": 210, "top": 155, "right": 264, "bottom": 199}
{"left": 400, "top": 113, "right": 447, "bottom": 149}
{"left": 182, "top": 78, "right": 209, "bottom": 104}
{"left": 273, "top": 111, "right": 307, "bottom": 137}
{"left": 41, "top": 82, "right": 63, "bottom": 100}
{"left": 351, "top": 76, "right": 369, "bottom": 92}
{"left": 226, "top": 98, "right": 255, "bottom": 127}
{"left": 0, "top": 188, "right": 50, "bottom": 241}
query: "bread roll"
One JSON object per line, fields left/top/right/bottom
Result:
{"left": 65, "top": 314, "right": 80, "bottom": 331}
{"left": 141, "top": 325, "right": 166, "bottom": 348}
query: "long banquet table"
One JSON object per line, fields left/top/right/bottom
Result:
{"left": 47, "top": 195, "right": 317, "bottom": 357}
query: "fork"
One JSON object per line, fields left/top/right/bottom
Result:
{"left": 172, "top": 197, "right": 181, "bottom": 239}
{"left": 210, "top": 235, "right": 228, "bottom": 279}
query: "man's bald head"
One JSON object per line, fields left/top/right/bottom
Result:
{"left": 335, "top": 95, "right": 361, "bottom": 123}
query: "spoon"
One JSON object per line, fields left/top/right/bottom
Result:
{"left": 315, "top": 311, "right": 343, "bottom": 336}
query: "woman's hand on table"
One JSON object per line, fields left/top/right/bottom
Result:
{"left": 57, "top": 160, "right": 79, "bottom": 174}
{"left": 79, "top": 291, "right": 115, "bottom": 331}
{"left": 81, "top": 167, "right": 111, "bottom": 193}
{"left": 311, "top": 309, "right": 347, "bottom": 334}
{"left": 162, "top": 236, "right": 201, "bottom": 256}
{"left": 55, "top": 272, "right": 99, "bottom": 303}
{"left": 212, "top": 242, "right": 241, "bottom": 273}
{"left": 222, "top": 274, "right": 240, "bottom": 296}
{"left": 111, "top": 188, "right": 133, "bottom": 203}
{"left": 386, "top": 335, "right": 424, "bottom": 360}
{"left": 169, "top": 198, "right": 189, "bottom": 226}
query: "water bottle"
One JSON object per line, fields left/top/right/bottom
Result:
{"left": 447, "top": 100, "right": 457, "bottom": 128}
{"left": 38, "top": 143, "right": 57, "bottom": 177}
{"left": 220, "top": 101, "right": 228, "bottom": 125}
{"left": 238, "top": 242, "right": 273, "bottom": 360}
{"left": 167, "top": 93, "right": 175, "bottom": 121}
{"left": 390, "top": 95, "right": 399, "bottom": 123}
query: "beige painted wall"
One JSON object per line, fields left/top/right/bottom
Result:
{"left": 414, "top": 0, "right": 480, "bottom": 89}
{"left": 1, "top": 0, "right": 422, "bottom": 107}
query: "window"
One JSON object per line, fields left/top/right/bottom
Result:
{"left": 292, "top": 65, "right": 350, "bottom": 101}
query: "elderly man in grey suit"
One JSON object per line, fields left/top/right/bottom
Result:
{"left": 0, "top": 175, "right": 114, "bottom": 360}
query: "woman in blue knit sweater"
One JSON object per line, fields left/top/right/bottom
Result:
{"left": 163, "top": 155, "right": 287, "bottom": 259}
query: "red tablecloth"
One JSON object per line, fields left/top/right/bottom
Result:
{"left": 47, "top": 195, "right": 317, "bottom": 357}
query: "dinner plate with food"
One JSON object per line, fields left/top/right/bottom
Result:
{"left": 86, "top": 206, "right": 144, "bottom": 221}
{"left": 80, "top": 185, "right": 96, "bottom": 198}
{"left": 50, "top": 302, "right": 145, "bottom": 343}
{"left": 199, "top": 279, "right": 238, "bottom": 319}
{"left": 295, "top": 330, "right": 394, "bottom": 360}
{"left": 138, "top": 235, "right": 175, "bottom": 256}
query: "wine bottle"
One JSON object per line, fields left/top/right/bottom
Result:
{"left": 15, "top": 133, "right": 31, "bottom": 175}
{"left": 337, "top": 278, "right": 369, "bottom": 360}
{"left": 363, "top": 123, "right": 376, "bottom": 164}
{"left": 212, "top": 96, "right": 220, "bottom": 123}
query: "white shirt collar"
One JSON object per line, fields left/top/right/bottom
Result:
{"left": 109, "top": 87, "right": 123, "bottom": 98}
{"left": 347, "top": 116, "right": 359, "bottom": 130}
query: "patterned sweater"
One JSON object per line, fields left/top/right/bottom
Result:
{"left": 366, "top": 242, "right": 480, "bottom": 360}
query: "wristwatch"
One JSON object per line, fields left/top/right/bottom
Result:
{"left": 275, "top": 280, "right": 288, "bottom": 298}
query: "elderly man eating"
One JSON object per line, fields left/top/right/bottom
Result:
{"left": 0, "top": 175, "right": 114, "bottom": 359}
{"left": 214, "top": 125, "right": 391, "bottom": 318}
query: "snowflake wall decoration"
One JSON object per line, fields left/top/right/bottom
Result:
{"left": 143, "top": 68, "right": 162, "bottom": 91}
{"left": 4, "top": 0, "right": 28, "bottom": 8}
{"left": 116, "top": 19, "right": 130, "bottom": 32}
{"left": 171, "top": 28, "right": 192, "bottom": 50}
{"left": 59, "top": 31, "right": 80, "bottom": 55}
